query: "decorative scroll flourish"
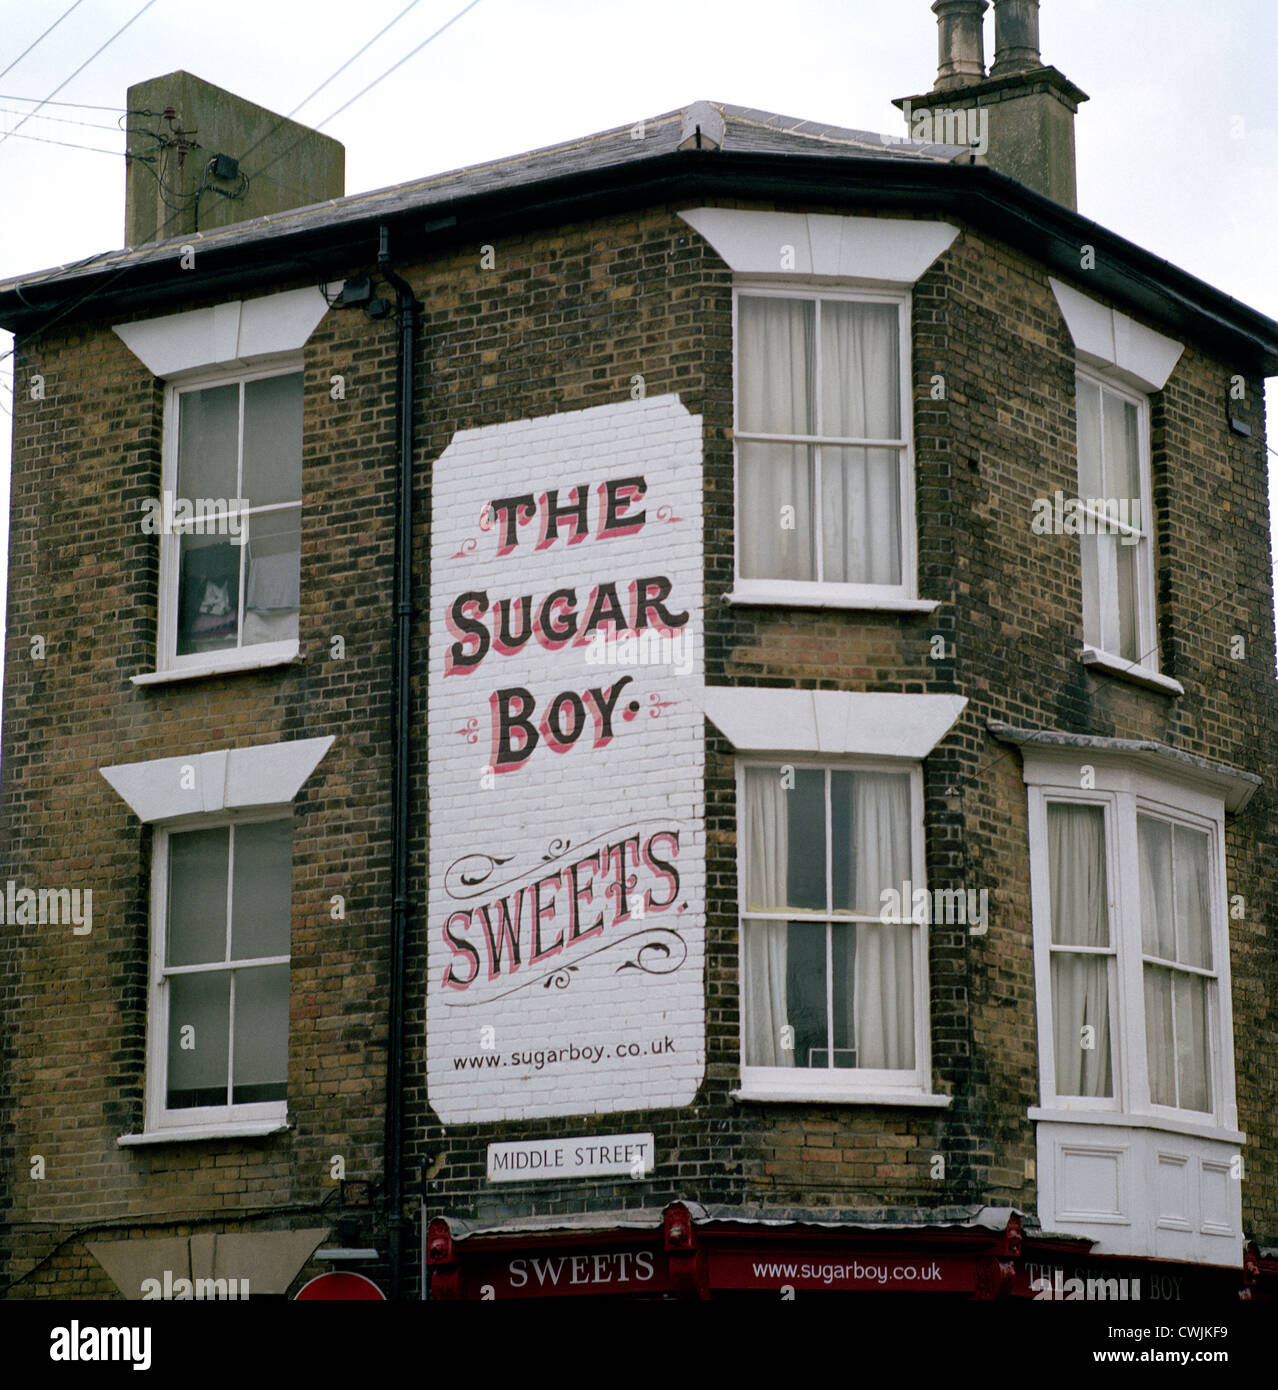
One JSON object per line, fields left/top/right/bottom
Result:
{"left": 443, "top": 926, "right": 688, "bottom": 1006}
{"left": 443, "top": 820, "right": 670, "bottom": 901}
{"left": 447, "top": 853, "right": 514, "bottom": 893}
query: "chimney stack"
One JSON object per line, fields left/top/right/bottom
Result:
{"left": 932, "top": 0, "right": 988, "bottom": 92}
{"left": 123, "top": 71, "right": 344, "bottom": 248}
{"left": 893, "top": 0, "right": 1087, "bottom": 209}
{"left": 991, "top": 0, "right": 1040, "bottom": 74}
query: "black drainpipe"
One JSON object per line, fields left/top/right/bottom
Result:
{"left": 379, "top": 222, "right": 418, "bottom": 1301}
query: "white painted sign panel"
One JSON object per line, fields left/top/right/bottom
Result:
{"left": 487, "top": 1133, "right": 656, "bottom": 1182}
{"left": 428, "top": 395, "right": 705, "bottom": 1123}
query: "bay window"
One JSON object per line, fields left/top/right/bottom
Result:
{"left": 1011, "top": 729, "right": 1249, "bottom": 1263}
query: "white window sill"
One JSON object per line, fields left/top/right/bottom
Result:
{"left": 132, "top": 643, "right": 302, "bottom": 686}
{"left": 1027, "top": 1107, "right": 1243, "bottom": 1146}
{"left": 118, "top": 1119, "right": 291, "bottom": 1146}
{"left": 1079, "top": 647, "right": 1184, "bottom": 695}
{"left": 732, "top": 1087, "right": 952, "bottom": 1108}
{"left": 725, "top": 589, "right": 941, "bottom": 614}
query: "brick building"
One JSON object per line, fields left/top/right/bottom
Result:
{"left": 2, "top": 0, "right": 1277, "bottom": 1302}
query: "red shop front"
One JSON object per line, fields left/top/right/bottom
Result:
{"left": 424, "top": 1201, "right": 1272, "bottom": 1301}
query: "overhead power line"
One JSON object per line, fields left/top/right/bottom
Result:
{"left": 0, "top": 92, "right": 126, "bottom": 111}
{"left": 0, "top": 0, "right": 161, "bottom": 148}
{"left": 0, "top": 127, "right": 137, "bottom": 157}
{"left": 0, "top": 0, "right": 486, "bottom": 370}
{"left": 317, "top": 0, "right": 483, "bottom": 129}
{"left": 285, "top": 0, "right": 426, "bottom": 121}
{"left": 0, "top": 0, "right": 91, "bottom": 84}
{"left": 246, "top": 0, "right": 484, "bottom": 192}
{"left": 0, "top": 104, "right": 127, "bottom": 131}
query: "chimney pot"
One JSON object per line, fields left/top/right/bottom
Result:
{"left": 931, "top": 0, "right": 989, "bottom": 92}
{"left": 991, "top": 0, "right": 1041, "bottom": 75}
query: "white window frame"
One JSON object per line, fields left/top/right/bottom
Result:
{"left": 1073, "top": 367, "right": 1160, "bottom": 678}
{"left": 153, "top": 356, "right": 304, "bottom": 679}
{"left": 1027, "top": 758, "right": 1239, "bottom": 1139}
{"left": 144, "top": 808, "right": 293, "bottom": 1137}
{"left": 734, "top": 756, "right": 944, "bottom": 1104}
{"left": 730, "top": 283, "right": 919, "bottom": 609}
{"left": 103, "top": 735, "right": 331, "bottom": 1145}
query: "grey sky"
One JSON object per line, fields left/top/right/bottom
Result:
{"left": 1, "top": 0, "right": 1275, "bottom": 713}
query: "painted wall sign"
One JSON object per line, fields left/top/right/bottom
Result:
{"left": 428, "top": 395, "right": 705, "bottom": 1123}
{"left": 487, "top": 1133, "right": 655, "bottom": 1182}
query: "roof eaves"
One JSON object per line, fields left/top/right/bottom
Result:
{"left": 0, "top": 142, "right": 1275, "bottom": 375}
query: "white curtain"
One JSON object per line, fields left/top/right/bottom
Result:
{"left": 1048, "top": 804, "right": 1113, "bottom": 1097}
{"left": 743, "top": 767, "right": 791, "bottom": 1067}
{"left": 820, "top": 301, "right": 901, "bottom": 585}
{"left": 738, "top": 297, "right": 814, "bottom": 581}
{"left": 851, "top": 773, "right": 914, "bottom": 1069}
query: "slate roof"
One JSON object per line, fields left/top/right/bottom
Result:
{"left": 0, "top": 97, "right": 1275, "bottom": 375}
{"left": 0, "top": 100, "right": 965, "bottom": 295}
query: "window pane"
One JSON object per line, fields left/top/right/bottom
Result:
{"left": 167, "top": 971, "right": 230, "bottom": 1108}
{"left": 1051, "top": 954, "right": 1112, "bottom": 1096}
{"left": 177, "top": 535, "right": 241, "bottom": 655}
{"left": 742, "top": 919, "right": 793, "bottom": 1067}
{"left": 1079, "top": 532, "right": 1102, "bottom": 649}
{"left": 177, "top": 383, "right": 238, "bottom": 500}
{"left": 819, "top": 300, "right": 899, "bottom": 439}
{"left": 232, "top": 964, "right": 289, "bottom": 1103}
{"left": 784, "top": 769, "right": 826, "bottom": 911}
{"left": 1138, "top": 815, "right": 1175, "bottom": 957}
{"left": 830, "top": 772, "right": 853, "bottom": 911}
{"left": 820, "top": 447, "right": 901, "bottom": 585}
{"left": 243, "top": 373, "right": 303, "bottom": 508}
{"left": 742, "top": 765, "right": 828, "bottom": 914}
{"left": 744, "top": 767, "right": 790, "bottom": 912}
{"left": 1174, "top": 825, "right": 1212, "bottom": 969}
{"left": 786, "top": 922, "right": 828, "bottom": 1068}
{"left": 1104, "top": 392, "right": 1141, "bottom": 502}
{"left": 1115, "top": 536, "right": 1141, "bottom": 662}
{"left": 851, "top": 921, "right": 915, "bottom": 1068}
{"left": 1142, "top": 964, "right": 1176, "bottom": 1105}
{"left": 231, "top": 821, "right": 293, "bottom": 959}
{"left": 1047, "top": 804, "right": 1109, "bottom": 947}
{"left": 844, "top": 772, "right": 911, "bottom": 914}
{"left": 242, "top": 508, "right": 301, "bottom": 646}
{"left": 1174, "top": 971, "right": 1211, "bottom": 1112}
{"left": 1077, "top": 378, "right": 1102, "bottom": 498}
{"left": 830, "top": 921, "right": 856, "bottom": 1066}
{"left": 167, "top": 828, "right": 229, "bottom": 966}
{"left": 738, "top": 296, "right": 814, "bottom": 435}
{"left": 738, "top": 441, "right": 814, "bottom": 581}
